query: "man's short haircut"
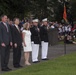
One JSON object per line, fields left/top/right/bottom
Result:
{"left": 13, "top": 18, "right": 19, "bottom": 22}
{"left": 1, "top": 14, "right": 7, "bottom": 19}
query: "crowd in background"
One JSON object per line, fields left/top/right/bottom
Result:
{"left": 8, "top": 18, "right": 76, "bottom": 38}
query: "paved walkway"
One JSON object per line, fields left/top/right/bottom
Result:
{"left": 0, "top": 44, "right": 76, "bottom": 74}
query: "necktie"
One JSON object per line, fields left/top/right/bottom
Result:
{"left": 17, "top": 26, "right": 20, "bottom": 32}
{"left": 4, "top": 23, "right": 9, "bottom": 32}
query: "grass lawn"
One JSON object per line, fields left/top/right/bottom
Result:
{"left": 1, "top": 53, "right": 76, "bottom": 75}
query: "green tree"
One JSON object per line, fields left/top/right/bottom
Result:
{"left": 0, "top": 0, "right": 76, "bottom": 21}
{"left": 70, "top": 0, "right": 76, "bottom": 21}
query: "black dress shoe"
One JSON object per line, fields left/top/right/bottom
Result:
{"left": 14, "top": 65, "right": 23, "bottom": 68}
{"left": 1, "top": 68, "right": 11, "bottom": 71}
{"left": 6, "top": 67, "right": 12, "bottom": 71}
{"left": 33, "top": 61, "right": 40, "bottom": 63}
{"left": 18, "top": 65, "right": 23, "bottom": 68}
{"left": 42, "top": 58, "right": 49, "bottom": 60}
{"left": 14, "top": 65, "right": 20, "bottom": 68}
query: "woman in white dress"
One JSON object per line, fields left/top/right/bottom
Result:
{"left": 22, "top": 22, "right": 32, "bottom": 65}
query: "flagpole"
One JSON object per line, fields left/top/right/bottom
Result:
{"left": 63, "top": 1, "right": 67, "bottom": 55}
{"left": 64, "top": 26, "right": 66, "bottom": 55}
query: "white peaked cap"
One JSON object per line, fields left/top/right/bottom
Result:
{"left": 32, "top": 19, "right": 39, "bottom": 22}
{"left": 42, "top": 18, "right": 48, "bottom": 22}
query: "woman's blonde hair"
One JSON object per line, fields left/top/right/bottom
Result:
{"left": 23, "top": 22, "right": 30, "bottom": 30}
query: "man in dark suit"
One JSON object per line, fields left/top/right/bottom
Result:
{"left": 12, "top": 18, "right": 22, "bottom": 68}
{"left": 40, "top": 18, "right": 49, "bottom": 60}
{"left": 0, "top": 15, "right": 12, "bottom": 71}
{"left": 30, "top": 19, "right": 41, "bottom": 63}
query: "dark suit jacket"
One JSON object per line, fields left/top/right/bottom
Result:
{"left": 0, "top": 22, "right": 12, "bottom": 45}
{"left": 40, "top": 25, "right": 49, "bottom": 42}
{"left": 12, "top": 25, "right": 22, "bottom": 46}
{"left": 30, "top": 26, "right": 41, "bottom": 44}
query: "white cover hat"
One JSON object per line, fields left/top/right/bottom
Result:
{"left": 42, "top": 18, "right": 48, "bottom": 22}
{"left": 32, "top": 19, "right": 39, "bottom": 22}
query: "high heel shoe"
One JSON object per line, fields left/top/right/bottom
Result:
{"left": 25, "top": 62, "right": 31, "bottom": 66}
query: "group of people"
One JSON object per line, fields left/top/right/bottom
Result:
{"left": 0, "top": 15, "right": 49, "bottom": 71}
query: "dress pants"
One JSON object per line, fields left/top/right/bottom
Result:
{"left": 41, "top": 41, "right": 48, "bottom": 59}
{"left": 0, "top": 45, "right": 10, "bottom": 69}
{"left": 13, "top": 46, "right": 22, "bottom": 66}
{"left": 32, "top": 43, "right": 39, "bottom": 62}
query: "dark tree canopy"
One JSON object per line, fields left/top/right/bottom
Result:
{"left": 0, "top": 0, "right": 76, "bottom": 22}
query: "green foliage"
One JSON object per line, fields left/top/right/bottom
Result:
{"left": 0, "top": 0, "right": 76, "bottom": 21}
{"left": 71, "top": 1, "right": 76, "bottom": 21}
{"left": 0, "top": 0, "right": 28, "bottom": 19}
